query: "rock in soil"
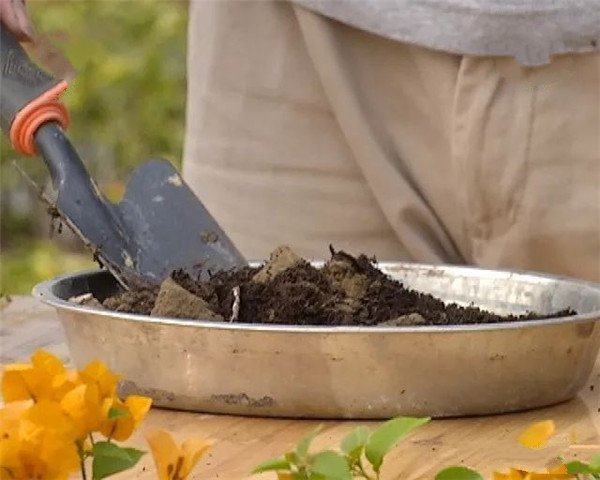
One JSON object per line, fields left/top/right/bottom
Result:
{"left": 151, "top": 277, "right": 223, "bottom": 321}
{"left": 99, "top": 245, "right": 575, "bottom": 326}
{"left": 70, "top": 293, "right": 103, "bottom": 308}
{"left": 253, "top": 245, "right": 302, "bottom": 283}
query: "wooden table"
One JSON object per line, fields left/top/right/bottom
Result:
{"left": 2, "top": 296, "right": 598, "bottom": 479}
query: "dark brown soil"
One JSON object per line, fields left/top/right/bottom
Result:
{"left": 100, "top": 246, "right": 575, "bottom": 326}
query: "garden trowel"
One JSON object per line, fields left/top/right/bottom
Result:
{"left": 0, "top": 27, "right": 246, "bottom": 288}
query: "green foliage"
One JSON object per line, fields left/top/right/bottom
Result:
{"left": 311, "top": 451, "right": 352, "bottom": 480}
{"left": 566, "top": 454, "right": 600, "bottom": 478}
{"left": 1, "top": 0, "right": 187, "bottom": 173}
{"left": 253, "top": 457, "right": 293, "bottom": 475}
{"left": 252, "top": 416, "right": 430, "bottom": 480}
{"left": 435, "top": 467, "right": 484, "bottom": 480}
{"left": 297, "top": 428, "right": 322, "bottom": 460}
{"left": 341, "top": 426, "right": 371, "bottom": 461}
{"left": 91, "top": 441, "right": 145, "bottom": 480}
{"left": 364, "top": 417, "right": 431, "bottom": 473}
{"left": 28, "top": 0, "right": 187, "bottom": 172}
{"left": 0, "top": 240, "right": 95, "bottom": 294}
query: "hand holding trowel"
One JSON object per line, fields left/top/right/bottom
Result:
{"left": 0, "top": 27, "right": 246, "bottom": 288}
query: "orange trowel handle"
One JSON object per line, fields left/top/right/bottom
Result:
{"left": 0, "top": 26, "right": 69, "bottom": 155}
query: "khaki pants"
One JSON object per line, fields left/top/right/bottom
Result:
{"left": 182, "top": 0, "right": 600, "bottom": 282}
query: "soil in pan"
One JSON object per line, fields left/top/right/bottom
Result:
{"left": 100, "top": 245, "right": 575, "bottom": 326}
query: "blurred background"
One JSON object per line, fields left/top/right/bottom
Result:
{"left": 1, "top": 1, "right": 188, "bottom": 294}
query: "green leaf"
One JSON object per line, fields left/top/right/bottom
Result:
{"left": 107, "top": 406, "right": 130, "bottom": 420}
{"left": 340, "top": 426, "right": 370, "bottom": 459}
{"left": 566, "top": 456, "right": 600, "bottom": 476}
{"left": 365, "top": 417, "right": 430, "bottom": 473}
{"left": 92, "top": 441, "right": 145, "bottom": 480}
{"left": 435, "top": 466, "right": 484, "bottom": 480}
{"left": 310, "top": 451, "right": 352, "bottom": 480}
{"left": 252, "top": 456, "right": 291, "bottom": 474}
{"left": 296, "top": 427, "right": 321, "bottom": 460}
{"left": 566, "top": 460, "right": 593, "bottom": 474}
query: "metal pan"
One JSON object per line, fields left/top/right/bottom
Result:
{"left": 33, "top": 263, "right": 600, "bottom": 418}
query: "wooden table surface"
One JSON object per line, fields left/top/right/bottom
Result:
{"left": 1, "top": 296, "right": 598, "bottom": 479}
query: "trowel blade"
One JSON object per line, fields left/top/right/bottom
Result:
{"left": 33, "top": 156, "right": 246, "bottom": 287}
{"left": 115, "top": 159, "right": 246, "bottom": 283}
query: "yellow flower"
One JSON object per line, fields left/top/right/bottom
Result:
{"left": 546, "top": 465, "right": 569, "bottom": 475}
{"left": 493, "top": 467, "right": 573, "bottom": 480}
{"left": 1, "top": 352, "right": 153, "bottom": 478}
{"left": 100, "top": 395, "right": 152, "bottom": 441}
{"left": 18, "top": 399, "right": 78, "bottom": 446}
{"left": 78, "top": 360, "right": 120, "bottom": 399}
{"left": 145, "top": 429, "right": 213, "bottom": 480}
{"left": 518, "top": 420, "right": 556, "bottom": 449}
{"left": 0, "top": 400, "right": 80, "bottom": 480}
{"left": 60, "top": 383, "right": 104, "bottom": 439}
{"left": 0, "top": 401, "right": 33, "bottom": 479}
{"left": 2, "top": 350, "right": 76, "bottom": 403}
{"left": 1, "top": 365, "right": 31, "bottom": 402}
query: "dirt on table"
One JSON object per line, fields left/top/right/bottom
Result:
{"left": 100, "top": 245, "right": 575, "bottom": 326}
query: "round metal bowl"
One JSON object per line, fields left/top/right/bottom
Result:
{"left": 33, "top": 263, "right": 600, "bottom": 418}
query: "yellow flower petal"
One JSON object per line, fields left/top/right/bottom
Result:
{"left": 99, "top": 395, "right": 151, "bottom": 441}
{"left": 60, "top": 383, "right": 103, "bottom": 438}
{"left": 2, "top": 351, "right": 72, "bottom": 402}
{"left": 51, "top": 370, "right": 80, "bottom": 399}
{"left": 100, "top": 398, "right": 134, "bottom": 441}
{"left": 2, "top": 364, "right": 34, "bottom": 402}
{"left": 32, "top": 428, "right": 80, "bottom": 480}
{"left": 78, "top": 360, "right": 120, "bottom": 399}
{"left": 518, "top": 420, "right": 556, "bottom": 449}
{"left": 494, "top": 467, "right": 572, "bottom": 480}
{"left": 30, "top": 350, "right": 65, "bottom": 377}
{"left": 547, "top": 464, "right": 568, "bottom": 474}
{"left": 527, "top": 474, "right": 571, "bottom": 480}
{"left": 125, "top": 395, "right": 152, "bottom": 424}
{"left": 0, "top": 403, "right": 29, "bottom": 479}
{"left": 145, "top": 429, "right": 181, "bottom": 480}
{"left": 2, "top": 399, "right": 80, "bottom": 480}
{"left": 0, "top": 435, "right": 25, "bottom": 479}
{"left": 0, "top": 400, "right": 33, "bottom": 439}
{"left": 506, "top": 469, "right": 527, "bottom": 480}
{"left": 181, "top": 437, "right": 214, "bottom": 477}
{"left": 145, "top": 429, "right": 213, "bottom": 480}
{"left": 19, "top": 400, "right": 78, "bottom": 444}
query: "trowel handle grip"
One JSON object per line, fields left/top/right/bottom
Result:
{"left": 0, "top": 26, "right": 69, "bottom": 156}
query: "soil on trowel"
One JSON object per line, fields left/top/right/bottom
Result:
{"left": 100, "top": 245, "right": 575, "bottom": 326}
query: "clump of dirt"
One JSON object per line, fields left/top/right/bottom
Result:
{"left": 253, "top": 245, "right": 303, "bottom": 283}
{"left": 103, "top": 287, "right": 158, "bottom": 315}
{"left": 99, "top": 245, "right": 575, "bottom": 326}
{"left": 150, "top": 277, "right": 223, "bottom": 321}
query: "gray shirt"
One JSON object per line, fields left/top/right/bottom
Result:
{"left": 295, "top": 0, "right": 600, "bottom": 65}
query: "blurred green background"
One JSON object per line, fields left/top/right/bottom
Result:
{"left": 1, "top": 1, "right": 188, "bottom": 294}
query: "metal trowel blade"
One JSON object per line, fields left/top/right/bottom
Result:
{"left": 24, "top": 155, "right": 246, "bottom": 288}
{"left": 115, "top": 159, "right": 246, "bottom": 283}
